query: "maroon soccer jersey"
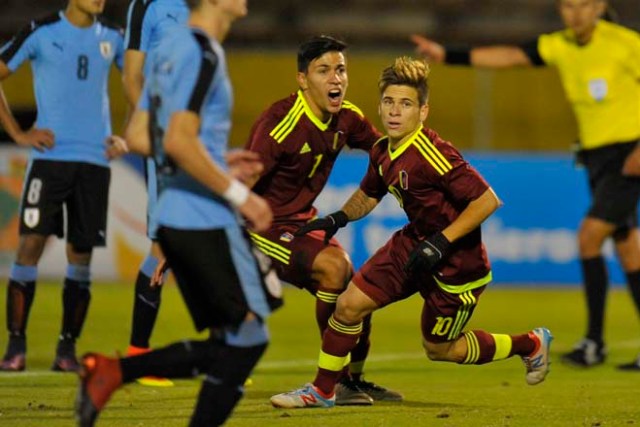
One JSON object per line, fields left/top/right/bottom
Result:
{"left": 246, "top": 91, "right": 381, "bottom": 221}
{"left": 360, "top": 126, "right": 492, "bottom": 285}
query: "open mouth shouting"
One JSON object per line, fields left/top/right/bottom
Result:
{"left": 328, "top": 88, "right": 344, "bottom": 108}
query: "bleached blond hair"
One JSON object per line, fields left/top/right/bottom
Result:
{"left": 378, "top": 56, "right": 430, "bottom": 104}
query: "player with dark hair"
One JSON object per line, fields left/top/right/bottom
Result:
{"left": 270, "top": 56, "right": 552, "bottom": 409}
{"left": 412, "top": 0, "right": 640, "bottom": 370}
{"left": 75, "top": 0, "right": 282, "bottom": 425}
{"left": 245, "top": 35, "right": 401, "bottom": 404}
{"left": 121, "top": 0, "right": 189, "bottom": 387}
{"left": 0, "top": 0, "right": 126, "bottom": 372}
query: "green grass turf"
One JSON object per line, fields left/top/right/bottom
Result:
{"left": 0, "top": 282, "right": 639, "bottom": 426}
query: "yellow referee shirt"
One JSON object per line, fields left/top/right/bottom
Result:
{"left": 537, "top": 20, "right": 640, "bottom": 150}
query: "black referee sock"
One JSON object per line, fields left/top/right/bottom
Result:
{"left": 61, "top": 278, "right": 91, "bottom": 341}
{"left": 581, "top": 256, "right": 608, "bottom": 344}
{"left": 625, "top": 270, "right": 640, "bottom": 317}
{"left": 130, "top": 271, "right": 162, "bottom": 349}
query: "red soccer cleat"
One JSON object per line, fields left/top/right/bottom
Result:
{"left": 75, "top": 353, "right": 123, "bottom": 427}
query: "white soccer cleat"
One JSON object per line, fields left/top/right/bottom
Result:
{"left": 522, "top": 327, "right": 553, "bottom": 385}
{"left": 270, "top": 383, "right": 335, "bottom": 409}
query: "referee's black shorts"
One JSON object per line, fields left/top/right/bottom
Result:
{"left": 582, "top": 140, "right": 640, "bottom": 230}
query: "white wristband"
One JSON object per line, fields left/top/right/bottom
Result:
{"left": 223, "top": 179, "right": 250, "bottom": 208}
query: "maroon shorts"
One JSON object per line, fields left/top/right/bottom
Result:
{"left": 352, "top": 228, "right": 487, "bottom": 343}
{"left": 249, "top": 220, "right": 345, "bottom": 292}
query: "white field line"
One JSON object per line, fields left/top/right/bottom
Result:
{"left": 3, "top": 339, "right": 640, "bottom": 378}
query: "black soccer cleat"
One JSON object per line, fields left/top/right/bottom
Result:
{"left": 617, "top": 355, "right": 640, "bottom": 372}
{"left": 346, "top": 377, "right": 404, "bottom": 402}
{"left": 561, "top": 338, "right": 606, "bottom": 367}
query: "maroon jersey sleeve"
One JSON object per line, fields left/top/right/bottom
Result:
{"left": 439, "top": 150, "right": 490, "bottom": 204}
{"left": 424, "top": 128, "right": 490, "bottom": 203}
{"left": 344, "top": 109, "right": 382, "bottom": 151}
{"left": 244, "top": 110, "right": 283, "bottom": 177}
{"left": 360, "top": 150, "right": 387, "bottom": 200}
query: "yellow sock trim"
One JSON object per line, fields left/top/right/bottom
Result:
{"left": 316, "top": 290, "right": 339, "bottom": 304}
{"left": 318, "top": 350, "right": 348, "bottom": 372}
{"left": 343, "top": 353, "right": 351, "bottom": 367}
{"left": 328, "top": 315, "right": 362, "bottom": 335}
{"left": 463, "top": 331, "right": 479, "bottom": 364}
{"left": 491, "top": 334, "right": 512, "bottom": 361}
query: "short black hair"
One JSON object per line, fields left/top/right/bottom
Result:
{"left": 297, "top": 35, "right": 347, "bottom": 73}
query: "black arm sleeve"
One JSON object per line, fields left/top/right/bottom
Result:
{"left": 520, "top": 38, "right": 545, "bottom": 67}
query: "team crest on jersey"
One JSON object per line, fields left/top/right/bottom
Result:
{"left": 99, "top": 41, "right": 112, "bottom": 59}
{"left": 588, "top": 78, "right": 607, "bottom": 102}
{"left": 23, "top": 208, "right": 40, "bottom": 228}
{"left": 279, "top": 232, "right": 294, "bottom": 242}
{"left": 399, "top": 170, "right": 409, "bottom": 190}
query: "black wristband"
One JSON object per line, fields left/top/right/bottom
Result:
{"left": 444, "top": 46, "right": 471, "bottom": 65}
{"left": 329, "top": 210, "right": 349, "bottom": 228}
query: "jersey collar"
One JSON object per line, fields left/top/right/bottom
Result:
{"left": 297, "top": 90, "right": 332, "bottom": 131}
{"left": 388, "top": 125, "right": 424, "bottom": 161}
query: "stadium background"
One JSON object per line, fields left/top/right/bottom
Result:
{"left": 1, "top": 0, "right": 639, "bottom": 284}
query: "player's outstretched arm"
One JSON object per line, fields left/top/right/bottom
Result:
{"left": 441, "top": 187, "right": 501, "bottom": 243}
{"left": 164, "top": 111, "right": 273, "bottom": 232}
{"left": 0, "top": 61, "right": 54, "bottom": 151}
{"left": 410, "top": 35, "right": 533, "bottom": 68}
{"left": 342, "top": 188, "right": 380, "bottom": 221}
{"left": 295, "top": 189, "right": 379, "bottom": 244}
{"left": 405, "top": 188, "right": 501, "bottom": 273}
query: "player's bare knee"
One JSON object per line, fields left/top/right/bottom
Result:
{"left": 314, "top": 248, "right": 351, "bottom": 292}
{"left": 334, "top": 298, "right": 364, "bottom": 325}
{"left": 67, "top": 243, "right": 93, "bottom": 265}
{"left": 15, "top": 235, "right": 47, "bottom": 265}
{"left": 577, "top": 225, "right": 605, "bottom": 256}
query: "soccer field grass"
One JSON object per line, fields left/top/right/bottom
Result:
{"left": 0, "top": 282, "right": 639, "bottom": 426}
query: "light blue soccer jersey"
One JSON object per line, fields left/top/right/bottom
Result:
{"left": 0, "top": 12, "right": 124, "bottom": 167}
{"left": 140, "top": 27, "right": 237, "bottom": 231}
{"left": 124, "top": 0, "right": 189, "bottom": 238}
{"left": 125, "top": 0, "right": 189, "bottom": 59}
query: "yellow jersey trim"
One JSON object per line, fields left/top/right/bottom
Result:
{"left": 415, "top": 133, "right": 452, "bottom": 174}
{"left": 448, "top": 291, "right": 476, "bottom": 340}
{"left": 300, "top": 90, "right": 331, "bottom": 131}
{"left": 387, "top": 128, "right": 453, "bottom": 176}
{"left": 434, "top": 271, "right": 492, "bottom": 294}
{"left": 248, "top": 232, "right": 291, "bottom": 265}
{"left": 388, "top": 125, "right": 423, "bottom": 161}
{"left": 269, "top": 95, "right": 305, "bottom": 143}
{"left": 341, "top": 100, "right": 364, "bottom": 117}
